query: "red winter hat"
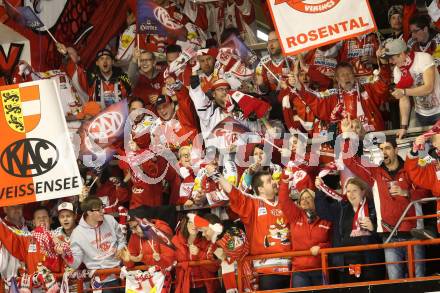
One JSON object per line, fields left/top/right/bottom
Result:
{"left": 198, "top": 48, "right": 218, "bottom": 59}
{"left": 211, "top": 78, "right": 230, "bottom": 91}
{"left": 187, "top": 213, "right": 223, "bottom": 243}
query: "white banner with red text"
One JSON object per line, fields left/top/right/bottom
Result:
{"left": 266, "top": 0, "right": 377, "bottom": 56}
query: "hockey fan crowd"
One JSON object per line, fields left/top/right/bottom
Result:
{"left": 0, "top": 1, "right": 440, "bottom": 292}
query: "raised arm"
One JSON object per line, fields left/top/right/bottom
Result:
{"left": 278, "top": 177, "right": 304, "bottom": 223}
{"left": 0, "top": 219, "right": 27, "bottom": 262}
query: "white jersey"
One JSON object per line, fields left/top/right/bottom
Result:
{"left": 393, "top": 52, "right": 440, "bottom": 117}
{"left": 188, "top": 84, "right": 263, "bottom": 143}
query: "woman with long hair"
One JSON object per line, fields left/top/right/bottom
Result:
{"left": 315, "top": 177, "right": 385, "bottom": 283}
{"left": 172, "top": 214, "right": 221, "bottom": 293}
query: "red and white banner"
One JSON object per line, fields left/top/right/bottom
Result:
{"left": 266, "top": 0, "right": 377, "bottom": 56}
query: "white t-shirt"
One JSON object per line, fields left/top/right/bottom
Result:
{"left": 393, "top": 52, "right": 440, "bottom": 116}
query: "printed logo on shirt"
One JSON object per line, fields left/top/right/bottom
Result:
{"left": 264, "top": 218, "right": 290, "bottom": 247}
{"left": 258, "top": 207, "right": 267, "bottom": 216}
{"left": 28, "top": 243, "right": 37, "bottom": 253}
{"left": 271, "top": 208, "right": 284, "bottom": 217}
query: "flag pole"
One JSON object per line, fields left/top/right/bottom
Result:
{"left": 261, "top": 136, "right": 282, "bottom": 151}
{"left": 45, "top": 27, "right": 58, "bottom": 43}
{"left": 261, "top": 61, "right": 281, "bottom": 83}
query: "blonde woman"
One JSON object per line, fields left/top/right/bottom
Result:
{"left": 315, "top": 177, "right": 385, "bottom": 283}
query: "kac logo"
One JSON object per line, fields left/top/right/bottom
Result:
{"left": 274, "top": 0, "right": 340, "bottom": 14}
{"left": 1, "top": 138, "right": 59, "bottom": 177}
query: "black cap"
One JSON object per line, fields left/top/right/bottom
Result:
{"left": 154, "top": 94, "right": 171, "bottom": 108}
{"left": 95, "top": 48, "right": 114, "bottom": 60}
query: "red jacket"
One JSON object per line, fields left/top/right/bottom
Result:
{"left": 228, "top": 187, "right": 291, "bottom": 274}
{"left": 172, "top": 232, "right": 219, "bottom": 293}
{"left": 124, "top": 220, "right": 176, "bottom": 270}
{"left": 299, "top": 65, "right": 391, "bottom": 132}
{"left": 96, "top": 181, "right": 130, "bottom": 213}
{"left": 0, "top": 220, "right": 63, "bottom": 274}
{"left": 343, "top": 141, "right": 430, "bottom": 232}
{"left": 278, "top": 181, "right": 331, "bottom": 271}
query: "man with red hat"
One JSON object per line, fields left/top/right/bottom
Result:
{"left": 57, "top": 44, "right": 131, "bottom": 110}
{"left": 189, "top": 74, "right": 270, "bottom": 141}
{"left": 196, "top": 48, "right": 219, "bottom": 92}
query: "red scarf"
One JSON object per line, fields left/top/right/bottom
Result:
{"left": 350, "top": 197, "right": 371, "bottom": 237}
{"left": 396, "top": 51, "right": 415, "bottom": 89}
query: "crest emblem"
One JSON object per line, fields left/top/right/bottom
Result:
{"left": 1, "top": 85, "right": 41, "bottom": 133}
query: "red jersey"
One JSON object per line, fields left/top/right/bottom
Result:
{"left": 405, "top": 154, "right": 440, "bottom": 196}
{"left": 405, "top": 152, "right": 440, "bottom": 232}
{"left": 228, "top": 188, "right": 291, "bottom": 274}
{"left": 258, "top": 55, "right": 295, "bottom": 92}
{"left": 304, "top": 45, "right": 341, "bottom": 78}
{"left": 299, "top": 66, "right": 391, "bottom": 132}
{"left": 132, "top": 71, "right": 164, "bottom": 107}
